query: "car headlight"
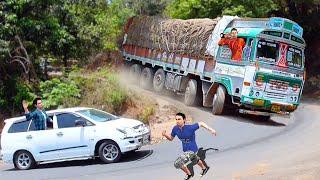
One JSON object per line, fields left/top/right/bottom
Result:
{"left": 116, "top": 128, "right": 127, "bottom": 134}
{"left": 116, "top": 128, "right": 128, "bottom": 138}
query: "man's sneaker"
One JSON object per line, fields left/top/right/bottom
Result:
{"left": 200, "top": 166, "right": 210, "bottom": 176}
{"left": 184, "top": 174, "right": 193, "bottom": 180}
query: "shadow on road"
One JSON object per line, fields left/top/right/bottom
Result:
{"left": 130, "top": 87, "right": 287, "bottom": 127}
{"left": 197, "top": 107, "right": 287, "bottom": 127}
{"left": 4, "top": 150, "right": 153, "bottom": 171}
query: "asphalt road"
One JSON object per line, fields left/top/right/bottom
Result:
{"left": 0, "top": 92, "right": 319, "bottom": 180}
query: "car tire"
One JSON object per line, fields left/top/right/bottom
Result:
{"left": 13, "top": 150, "right": 36, "bottom": 170}
{"left": 98, "top": 140, "right": 122, "bottom": 163}
{"left": 212, "top": 85, "right": 226, "bottom": 115}
{"left": 153, "top": 68, "right": 165, "bottom": 92}
{"left": 140, "top": 67, "right": 154, "bottom": 90}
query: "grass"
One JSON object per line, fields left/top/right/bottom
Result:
{"left": 67, "top": 67, "right": 156, "bottom": 123}
{"left": 139, "top": 106, "right": 155, "bottom": 124}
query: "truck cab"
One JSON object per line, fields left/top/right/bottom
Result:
{"left": 213, "top": 17, "right": 305, "bottom": 116}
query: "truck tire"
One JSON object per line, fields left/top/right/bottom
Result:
{"left": 153, "top": 68, "right": 165, "bottom": 92}
{"left": 129, "top": 64, "right": 141, "bottom": 83}
{"left": 212, "top": 85, "right": 226, "bottom": 115}
{"left": 98, "top": 140, "right": 121, "bottom": 163}
{"left": 13, "top": 150, "right": 36, "bottom": 170}
{"left": 140, "top": 67, "right": 154, "bottom": 90}
{"left": 184, "top": 79, "right": 198, "bottom": 106}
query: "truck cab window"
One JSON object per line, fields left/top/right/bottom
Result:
{"left": 243, "top": 38, "right": 253, "bottom": 61}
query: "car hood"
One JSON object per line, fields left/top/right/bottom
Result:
{"left": 100, "top": 117, "right": 143, "bottom": 129}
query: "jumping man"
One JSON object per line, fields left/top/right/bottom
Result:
{"left": 162, "top": 112, "right": 217, "bottom": 180}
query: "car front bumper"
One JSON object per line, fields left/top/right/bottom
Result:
{"left": 121, "top": 132, "right": 151, "bottom": 152}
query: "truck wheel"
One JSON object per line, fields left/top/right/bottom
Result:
{"left": 129, "top": 64, "right": 141, "bottom": 83}
{"left": 153, "top": 68, "right": 165, "bottom": 92}
{"left": 13, "top": 150, "right": 36, "bottom": 170}
{"left": 140, "top": 67, "right": 154, "bottom": 90}
{"left": 184, "top": 79, "right": 198, "bottom": 106}
{"left": 212, "top": 85, "right": 226, "bottom": 115}
{"left": 98, "top": 140, "right": 121, "bottom": 163}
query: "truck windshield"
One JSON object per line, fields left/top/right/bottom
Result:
{"left": 256, "top": 39, "right": 303, "bottom": 69}
{"left": 256, "top": 40, "right": 278, "bottom": 63}
{"left": 287, "top": 46, "right": 303, "bottom": 68}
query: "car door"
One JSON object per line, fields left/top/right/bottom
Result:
{"left": 26, "top": 118, "right": 60, "bottom": 161}
{"left": 55, "top": 113, "right": 95, "bottom": 159}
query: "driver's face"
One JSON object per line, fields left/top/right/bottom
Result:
{"left": 231, "top": 30, "right": 238, "bottom": 38}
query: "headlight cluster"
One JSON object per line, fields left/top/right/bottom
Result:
{"left": 288, "top": 96, "right": 298, "bottom": 103}
{"left": 250, "top": 89, "right": 263, "bottom": 98}
{"left": 117, "top": 127, "right": 136, "bottom": 139}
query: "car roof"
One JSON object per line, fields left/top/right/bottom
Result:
{"left": 4, "top": 107, "right": 93, "bottom": 124}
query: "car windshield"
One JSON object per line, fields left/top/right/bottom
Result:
{"left": 77, "top": 109, "right": 119, "bottom": 122}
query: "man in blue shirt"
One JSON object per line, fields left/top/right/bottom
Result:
{"left": 162, "top": 112, "right": 217, "bottom": 180}
{"left": 22, "top": 97, "right": 52, "bottom": 130}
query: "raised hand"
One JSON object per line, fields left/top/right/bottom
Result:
{"left": 22, "top": 100, "right": 29, "bottom": 113}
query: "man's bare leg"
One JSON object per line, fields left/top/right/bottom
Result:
{"left": 197, "top": 159, "right": 206, "bottom": 169}
{"left": 181, "top": 165, "right": 192, "bottom": 175}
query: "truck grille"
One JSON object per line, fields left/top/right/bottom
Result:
{"left": 264, "top": 92, "right": 287, "bottom": 100}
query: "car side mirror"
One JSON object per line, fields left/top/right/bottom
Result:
{"left": 75, "top": 119, "right": 86, "bottom": 127}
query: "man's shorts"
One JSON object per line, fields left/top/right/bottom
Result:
{"left": 174, "top": 151, "right": 200, "bottom": 169}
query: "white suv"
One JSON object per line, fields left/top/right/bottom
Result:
{"left": 0, "top": 107, "right": 150, "bottom": 170}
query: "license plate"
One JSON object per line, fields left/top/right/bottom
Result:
{"left": 253, "top": 99, "right": 264, "bottom": 106}
{"left": 271, "top": 104, "right": 281, "bottom": 112}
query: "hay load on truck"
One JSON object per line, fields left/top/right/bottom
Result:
{"left": 121, "top": 16, "right": 306, "bottom": 119}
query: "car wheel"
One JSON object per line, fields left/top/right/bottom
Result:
{"left": 98, "top": 140, "right": 121, "bottom": 163}
{"left": 13, "top": 150, "right": 36, "bottom": 170}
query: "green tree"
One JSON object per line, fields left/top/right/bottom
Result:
{"left": 165, "top": 0, "right": 279, "bottom": 19}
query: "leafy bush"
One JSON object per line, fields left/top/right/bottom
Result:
{"left": 0, "top": 84, "right": 6, "bottom": 108}
{"left": 139, "top": 107, "right": 155, "bottom": 124}
{"left": 13, "top": 81, "right": 36, "bottom": 108}
{"left": 40, "top": 78, "right": 81, "bottom": 109}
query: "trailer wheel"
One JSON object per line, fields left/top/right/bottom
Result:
{"left": 184, "top": 79, "right": 198, "bottom": 106}
{"left": 140, "top": 67, "right": 154, "bottom": 90}
{"left": 129, "top": 64, "right": 141, "bottom": 83}
{"left": 153, "top": 68, "right": 165, "bottom": 92}
{"left": 212, "top": 85, "right": 226, "bottom": 115}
